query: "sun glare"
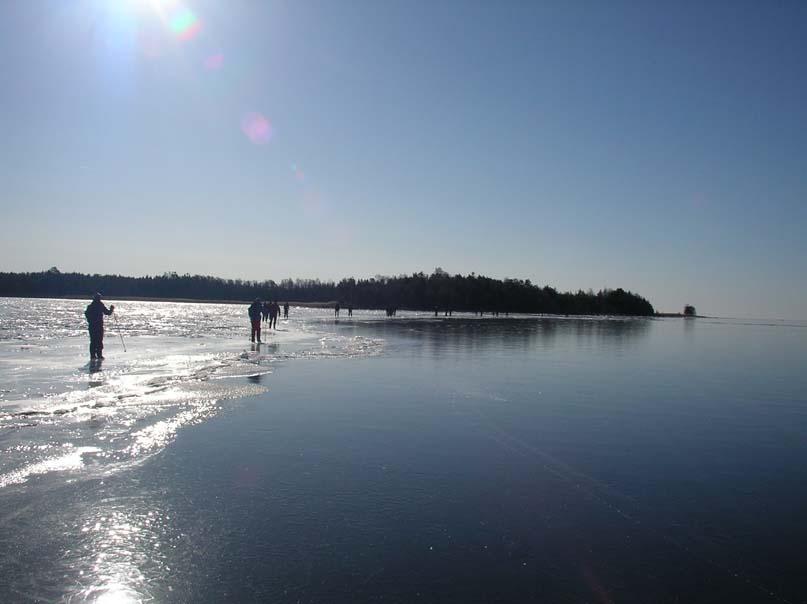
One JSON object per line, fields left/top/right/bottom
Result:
{"left": 110, "top": 0, "right": 202, "bottom": 41}
{"left": 108, "top": 0, "right": 189, "bottom": 26}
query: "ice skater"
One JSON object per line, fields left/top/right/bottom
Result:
{"left": 269, "top": 301, "right": 279, "bottom": 329}
{"left": 84, "top": 293, "right": 114, "bottom": 360}
{"left": 248, "top": 299, "right": 263, "bottom": 342}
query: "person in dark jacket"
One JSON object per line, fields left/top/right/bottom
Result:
{"left": 265, "top": 301, "right": 277, "bottom": 329}
{"left": 84, "top": 293, "right": 114, "bottom": 360}
{"left": 248, "top": 299, "right": 263, "bottom": 342}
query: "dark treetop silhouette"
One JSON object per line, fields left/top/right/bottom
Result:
{"left": 0, "top": 268, "right": 655, "bottom": 316}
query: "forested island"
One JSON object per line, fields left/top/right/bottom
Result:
{"left": 0, "top": 268, "right": 655, "bottom": 316}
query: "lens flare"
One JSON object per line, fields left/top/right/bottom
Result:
{"left": 170, "top": 8, "right": 201, "bottom": 40}
{"left": 204, "top": 52, "right": 223, "bottom": 70}
{"left": 291, "top": 163, "right": 305, "bottom": 183}
{"left": 241, "top": 112, "right": 273, "bottom": 144}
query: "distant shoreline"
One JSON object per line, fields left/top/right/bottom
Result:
{"left": 1, "top": 293, "right": 696, "bottom": 318}
{"left": 0, "top": 269, "right": 657, "bottom": 316}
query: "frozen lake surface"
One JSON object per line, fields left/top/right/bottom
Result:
{"left": 1, "top": 298, "right": 806, "bottom": 602}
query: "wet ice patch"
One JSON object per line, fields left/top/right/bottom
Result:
{"left": 0, "top": 300, "right": 387, "bottom": 490}
{"left": 0, "top": 445, "right": 102, "bottom": 489}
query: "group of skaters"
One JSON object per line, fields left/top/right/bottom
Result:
{"left": 83, "top": 292, "right": 516, "bottom": 359}
{"left": 83, "top": 293, "right": 293, "bottom": 356}
{"left": 333, "top": 303, "right": 353, "bottom": 317}
{"left": 248, "top": 299, "right": 289, "bottom": 343}
{"left": 83, "top": 292, "right": 518, "bottom": 359}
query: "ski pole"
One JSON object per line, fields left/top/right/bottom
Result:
{"left": 113, "top": 311, "right": 127, "bottom": 352}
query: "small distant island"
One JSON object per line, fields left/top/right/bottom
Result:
{"left": 0, "top": 267, "right": 657, "bottom": 316}
{"left": 655, "top": 305, "right": 700, "bottom": 318}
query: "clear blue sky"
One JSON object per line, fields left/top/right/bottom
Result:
{"left": 1, "top": 1, "right": 805, "bottom": 318}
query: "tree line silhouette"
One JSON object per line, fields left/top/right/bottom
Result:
{"left": 0, "top": 267, "right": 655, "bottom": 316}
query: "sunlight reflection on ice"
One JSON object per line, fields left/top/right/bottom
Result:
{"left": 0, "top": 446, "right": 101, "bottom": 489}
{"left": 0, "top": 301, "right": 385, "bottom": 490}
{"left": 66, "top": 498, "right": 178, "bottom": 604}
